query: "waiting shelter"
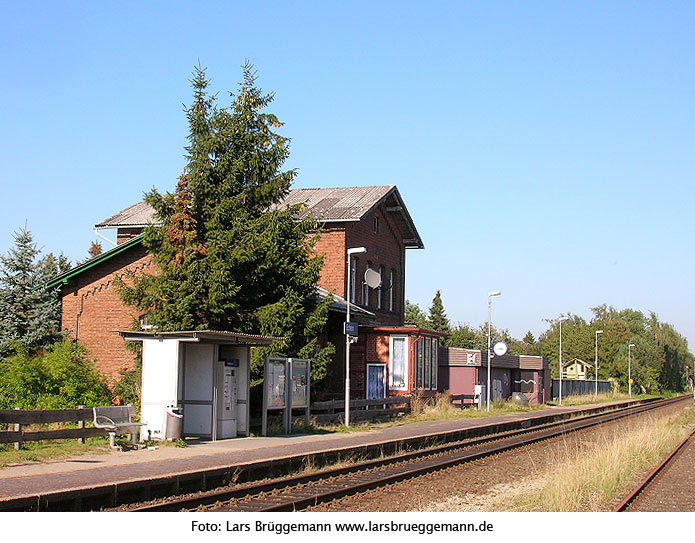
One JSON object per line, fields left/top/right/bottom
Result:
{"left": 118, "top": 330, "right": 280, "bottom": 441}
{"left": 439, "top": 347, "right": 551, "bottom": 405}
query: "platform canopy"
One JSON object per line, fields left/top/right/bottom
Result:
{"left": 117, "top": 329, "right": 282, "bottom": 345}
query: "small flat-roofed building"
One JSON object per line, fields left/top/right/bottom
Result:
{"left": 438, "top": 347, "right": 550, "bottom": 405}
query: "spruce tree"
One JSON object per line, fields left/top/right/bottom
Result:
{"left": 522, "top": 331, "right": 536, "bottom": 345}
{"left": 0, "top": 228, "right": 67, "bottom": 358}
{"left": 117, "top": 63, "right": 334, "bottom": 383}
{"left": 427, "top": 290, "right": 451, "bottom": 335}
{"left": 405, "top": 299, "right": 428, "bottom": 328}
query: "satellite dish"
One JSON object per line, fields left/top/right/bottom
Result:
{"left": 364, "top": 268, "right": 382, "bottom": 289}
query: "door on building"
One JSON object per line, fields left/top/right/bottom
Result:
{"left": 366, "top": 364, "right": 387, "bottom": 400}
{"left": 182, "top": 343, "right": 215, "bottom": 438}
{"left": 182, "top": 343, "right": 241, "bottom": 440}
{"left": 492, "top": 378, "right": 503, "bottom": 401}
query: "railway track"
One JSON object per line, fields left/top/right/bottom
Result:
{"left": 129, "top": 395, "right": 689, "bottom": 512}
{"left": 614, "top": 422, "right": 695, "bottom": 512}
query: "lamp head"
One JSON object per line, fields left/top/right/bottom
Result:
{"left": 488, "top": 291, "right": 501, "bottom": 297}
{"left": 347, "top": 246, "right": 367, "bottom": 255}
{"left": 596, "top": 330, "right": 604, "bottom": 335}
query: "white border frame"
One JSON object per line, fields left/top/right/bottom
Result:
{"left": 388, "top": 334, "right": 409, "bottom": 391}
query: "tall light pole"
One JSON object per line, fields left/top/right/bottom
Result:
{"left": 345, "top": 247, "right": 367, "bottom": 427}
{"left": 558, "top": 316, "right": 569, "bottom": 406}
{"left": 595, "top": 330, "right": 603, "bottom": 396}
{"left": 628, "top": 343, "right": 635, "bottom": 398}
{"left": 487, "top": 291, "right": 501, "bottom": 412}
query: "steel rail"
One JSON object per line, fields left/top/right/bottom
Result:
{"left": 130, "top": 396, "right": 687, "bottom": 512}
{"left": 613, "top": 424, "right": 695, "bottom": 512}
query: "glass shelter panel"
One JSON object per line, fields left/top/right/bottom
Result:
{"left": 291, "top": 359, "right": 309, "bottom": 408}
{"left": 266, "top": 358, "right": 287, "bottom": 408}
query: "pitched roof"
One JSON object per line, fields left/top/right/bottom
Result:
{"left": 95, "top": 185, "right": 424, "bottom": 249}
{"left": 46, "top": 234, "right": 144, "bottom": 289}
{"left": 280, "top": 185, "right": 395, "bottom": 221}
{"left": 95, "top": 200, "right": 157, "bottom": 228}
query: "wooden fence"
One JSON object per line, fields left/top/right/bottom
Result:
{"left": 310, "top": 397, "right": 412, "bottom": 425}
{"left": 0, "top": 406, "right": 109, "bottom": 450}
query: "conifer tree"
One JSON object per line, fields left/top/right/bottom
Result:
{"left": 0, "top": 228, "right": 68, "bottom": 357}
{"left": 427, "top": 290, "right": 451, "bottom": 335}
{"left": 405, "top": 299, "right": 428, "bottom": 328}
{"left": 117, "top": 63, "right": 334, "bottom": 383}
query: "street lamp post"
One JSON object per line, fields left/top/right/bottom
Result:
{"left": 558, "top": 317, "right": 569, "bottom": 406}
{"left": 628, "top": 343, "right": 635, "bottom": 398}
{"left": 345, "top": 247, "right": 367, "bottom": 427}
{"left": 487, "top": 291, "right": 501, "bottom": 412}
{"left": 595, "top": 330, "right": 603, "bottom": 396}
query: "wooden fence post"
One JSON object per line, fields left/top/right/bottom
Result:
{"left": 77, "top": 405, "right": 85, "bottom": 445}
{"left": 14, "top": 407, "right": 22, "bottom": 451}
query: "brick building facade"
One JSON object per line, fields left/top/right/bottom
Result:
{"left": 49, "top": 186, "right": 424, "bottom": 387}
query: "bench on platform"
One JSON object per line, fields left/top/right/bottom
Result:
{"left": 93, "top": 405, "right": 144, "bottom": 448}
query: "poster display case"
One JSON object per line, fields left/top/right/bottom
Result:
{"left": 262, "top": 357, "right": 311, "bottom": 436}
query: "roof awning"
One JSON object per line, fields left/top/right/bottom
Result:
{"left": 117, "top": 330, "right": 283, "bottom": 345}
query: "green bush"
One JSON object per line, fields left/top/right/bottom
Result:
{"left": 0, "top": 338, "right": 113, "bottom": 409}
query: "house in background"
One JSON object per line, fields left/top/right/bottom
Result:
{"left": 47, "top": 185, "right": 425, "bottom": 398}
{"left": 563, "top": 358, "right": 593, "bottom": 380}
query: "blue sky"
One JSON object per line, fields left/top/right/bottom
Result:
{"left": 2, "top": 1, "right": 693, "bottom": 349}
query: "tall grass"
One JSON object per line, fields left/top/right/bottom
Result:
{"left": 558, "top": 392, "right": 650, "bottom": 407}
{"left": 504, "top": 406, "right": 695, "bottom": 511}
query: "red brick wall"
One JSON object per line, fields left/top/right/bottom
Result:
{"left": 346, "top": 203, "right": 405, "bottom": 326}
{"left": 60, "top": 244, "right": 155, "bottom": 382}
{"left": 62, "top": 204, "right": 408, "bottom": 382}
{"left": 117, "top": 228, "right": 143, "bottom": 245}
{"left": 312, "top": 226, "right": 346, "bottom": 297}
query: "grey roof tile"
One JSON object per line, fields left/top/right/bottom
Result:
{"left": 95, "top": 185, "right": 423, "bottom": 248}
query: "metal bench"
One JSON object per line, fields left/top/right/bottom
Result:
{"left": 93, "top": 405, "right": 144, "bottom": 448}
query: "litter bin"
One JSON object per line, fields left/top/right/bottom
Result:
{"left": 165, "top": 406, "right": 183, "bottom": 440}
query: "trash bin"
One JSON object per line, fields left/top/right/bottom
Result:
{"left": 165, "top": 406, "right": 183, "bottom": 440}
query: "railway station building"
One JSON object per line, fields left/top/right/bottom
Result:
{"left": 47, "top": 185, "right": 429, "bottom": 403}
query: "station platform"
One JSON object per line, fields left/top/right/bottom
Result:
{"left": 0, "top": 401, "right": 634, "bottom": 509}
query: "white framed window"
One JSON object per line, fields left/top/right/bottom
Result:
{"left": 389, "top": 269, "right": 395, "bottom": 311}
{"left": 431, "top": 338, "right": 438, "bottom": 390}
{"left": 424, "top": 337, "right": 431, "bottom": 389}
{"left": 377, "top": 265, "right": 385, "bottom": 310}
{"left": 389, "top": 335, "right": 409, "bottom": 390}
{"left": 363, "top": 260, "right": 371, "bottom": 306}
{"left": 139, "top": 315, "right": 154, "bottom": 330}
{"left": 373, "top": 216, "right": 379, "bottom": 234}
{"left": 350, "top": 256, "right": 357, "bottom": 303}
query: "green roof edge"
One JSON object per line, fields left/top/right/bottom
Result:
{"left": 47, "top": 234, "right": 144, "bottom": 289}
